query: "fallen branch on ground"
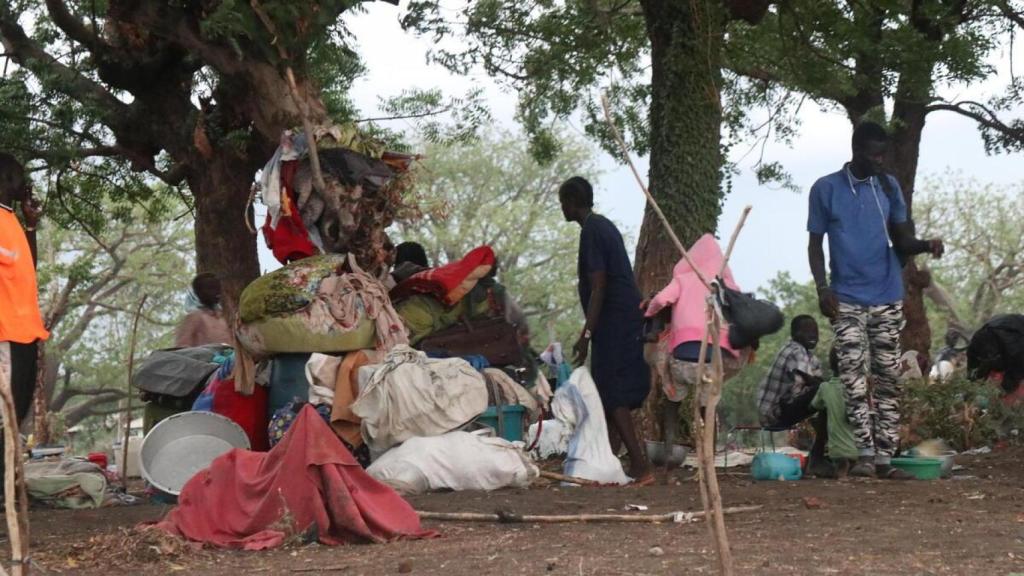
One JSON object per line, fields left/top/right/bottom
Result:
{"left": 417, "top": 505, "right": 761, "bottom": 524}
{"left": 537, "top": 470, "right": 603, "bottom": 486}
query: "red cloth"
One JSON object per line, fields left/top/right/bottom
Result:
{"left": 390, "top": 245, "right": 496, "bottom": 306}
{"left": 154, "top": 405, "right": 435, "bottom": 550}
{"left": 211, "top": 377, "right": 269, "bottom": 452}
{"left": 262, "top": 160, "right": 318, "bottom": 264}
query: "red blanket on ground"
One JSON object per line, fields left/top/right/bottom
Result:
{"left": 154, "top": 405, "right": 435, "bottom": 550}
{"left": 390, "top": 245, "right": 496, "bottom": 306}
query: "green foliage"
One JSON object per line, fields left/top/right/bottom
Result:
{"left": 722, "top": 1, "right": 1022, "bottom": 185}
{"left": 393, "top": 129, "right": 599, "bottom": 346}
{"left": 373, "top": 88, "right": 493, "bottom": 148}
{"left": 915, "top": 174, "right": 1024, "bottom": 336}
{"left": 402, "top": 1, "right": 649, "bottom": 162}
{"left": 902, "top": 376, "right": 1024, "bottom": 451}
{"left": 36, "top": 193, "right": 195, "bottom": 448}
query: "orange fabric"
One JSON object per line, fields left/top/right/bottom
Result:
{"left": 330, "top": 350, "right": 381, "bottom": 446}
{"left": 390, "top": 245, "right": 496, "bottom": 306}
{"left": 0, "top": 209, "right": 48, "bottom": 344}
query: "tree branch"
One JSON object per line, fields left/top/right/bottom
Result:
{"left": 44, "top": 0, "right": 106, "bottom": 51}
{"left": 996, "top": 0, "right": 1024, "bottom": 30}
{"left": 0, "top": 7, "right": 130, "bottom": 121}
{"left": 926, "top": 100, "right": 1024, "bottom": 145}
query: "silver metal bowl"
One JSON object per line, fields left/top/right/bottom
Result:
{"left": 140, "top": 411, "right": 250, "bottom": 495}
{"left": 646, "top": 440, "right": 689, "bottom": 469}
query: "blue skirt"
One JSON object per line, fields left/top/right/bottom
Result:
{"left": 590, "top": 309, "right": 650, "bottom": 410}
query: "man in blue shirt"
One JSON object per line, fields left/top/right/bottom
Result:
{"left": 808, "top": 122, "right": 944, "bottom": 479}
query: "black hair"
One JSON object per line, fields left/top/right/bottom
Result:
{"left": 790, "top": 314, "right": 817, "bottom": 336}
{"left": 192, "top": 273, "right": 221, "bottom": 308}
{"left": 0, "top": 153, "right": 27, "bottom": 202}
{"left": 558, "top": 176, "right": 594, "bottom": 208}
{"left": 395, "top": 241, "right": 429, "bottom": 268}
{"left": 852, "top": 121, "right": 889, "bottom": 149}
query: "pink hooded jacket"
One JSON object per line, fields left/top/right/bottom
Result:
{"left": 643, "top": 234, "right": 741, "bottom": 355}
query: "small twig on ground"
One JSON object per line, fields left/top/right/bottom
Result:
{"left": 291, "top": 566, "right": 350, "bottom": 573}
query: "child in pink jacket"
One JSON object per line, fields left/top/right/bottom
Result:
{"left": 643, "top": 234, "right": 752, "bottom": 454}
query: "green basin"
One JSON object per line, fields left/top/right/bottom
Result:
{"left": 890, "top": 457, "right": 943, "bottom": 480}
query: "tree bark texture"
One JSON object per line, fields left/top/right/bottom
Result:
{"left": 889, "top": 96, "right": 933, "bottom": 357}
{"left": 188, "top": 152, "right": 264, "bottom": 316}
{"left": 635, "top": 0, "right": 728, "bottom": 441}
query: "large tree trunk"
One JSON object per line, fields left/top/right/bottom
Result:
{"left": 188, "top": 152, "right": 263, "bottom": 318}
{"left": 636, "top": 0, "right": 727, "bottom": 441}
{"left": 889, "top": 88, "right": 934, "bottom": 358}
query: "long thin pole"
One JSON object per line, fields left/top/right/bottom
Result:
{"left": 121, "top": 295, "right": 148, "bottom": 491}
{"left": 599, "top": 94, "right": 712, "bottom": 290}
{"left": 602, "top": 91, "right": 754, "bottom": 576}
{"left": 417, "top": 505, "right": 762, "bottom": 524}
{"left": 0, "top": 358, "right": 27, "bottom": 576}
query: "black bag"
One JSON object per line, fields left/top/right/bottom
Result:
{"left": 132, "top": 345, "right": 230, "bottom": 408}
{"left": 718, "top": 282, "right": 784, "bottom": 350}
{"left": 641, "top": 307, "right": 671, "bottom": 343}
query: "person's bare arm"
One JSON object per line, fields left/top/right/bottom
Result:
{"left": 573, "top": 271, "right": 606, "bottom": 366}
{"left": 808, "top": 232, "right": 838, "bottom": 319}
{"left": 891, "top": 221, "right": 944, "bottom": 258}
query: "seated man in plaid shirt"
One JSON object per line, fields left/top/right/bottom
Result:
{"left": 756, "top": 315, "right": 833, "bottom": 476}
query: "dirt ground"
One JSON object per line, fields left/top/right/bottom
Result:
{"left": 18, "top": 447, "right": 1024, "bottom": 576}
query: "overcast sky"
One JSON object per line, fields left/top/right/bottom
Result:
{"left": 263, "top": 3, "right": 1024, "bottom": 294}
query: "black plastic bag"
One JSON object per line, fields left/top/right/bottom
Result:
{"left": 718, "top": 282, "right": 784, "bottom": 349}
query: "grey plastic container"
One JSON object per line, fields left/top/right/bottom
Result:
{"left": 140, "top": 411, "right": 250, "bottom": 495}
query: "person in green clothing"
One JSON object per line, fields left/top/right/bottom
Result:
{"left": 809, "top": 347, "right": 859, "bottom": 476}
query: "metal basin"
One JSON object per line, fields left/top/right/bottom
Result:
{"left": 646, "top": 440, "right": 689, "bottom": 469}
{"left": 140, "top": 411, "right": 250, "bottom": 495}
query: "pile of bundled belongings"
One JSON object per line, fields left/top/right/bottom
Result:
{"left": 140, "top": 125, "right": 626, "bottom": 550}
{"left": 259, "top": 124, "right": 416, "bottom": 274}
{"left": 25, "top": 459, "right": 138, "bottom": 509}
{"left": 236, "top": 253, "right": 408, "bottom": 357}
{"left": 154, "top": 405, "right": 436, "bottom": 549}
{"left": 132, "top": 344, "right": 233, "bottom": 432}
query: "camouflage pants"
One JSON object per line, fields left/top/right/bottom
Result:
{"left": 832, "top": 301, "right": 904, "bottom": 459}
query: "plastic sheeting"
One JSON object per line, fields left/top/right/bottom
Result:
{"left": 528, "top": 367, "right": 630, "bottom": 485}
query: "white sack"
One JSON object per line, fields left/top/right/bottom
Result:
{"left": 352, "top": 345, "right": 488, "bottom": 452}
{"left": 305, "top": 353, "right": 342, "bottom": 406}
{"left": 527, "top": 367, "right": 629, "bottom": 485}
{"left": 367, "top": 431, "right": 539, "bottom": 494}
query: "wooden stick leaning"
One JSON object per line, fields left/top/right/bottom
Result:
{"left": 599, "top": 94, "right": 712, "bottom": 291}
{"left": 121, "top": 295, "right": 148, "bottom": 492}
{"left": 0, "top": 357, "right": 26, "bottom": 576}
{"left": 417, "top": 505, "right": 762, "bottom": 524}
{"left": 601, "top": 90, "right": 753, "bottom": 576}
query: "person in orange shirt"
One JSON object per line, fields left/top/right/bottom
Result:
{"left": 0, "top": 153, "right": 49, "bottom": 424}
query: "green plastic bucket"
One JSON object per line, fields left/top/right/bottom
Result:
{"left": 890, "top": 457, "right": 943, "bottom": 480}
{"left": 477, "top": 405, "right": 526, "bottom": 442}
